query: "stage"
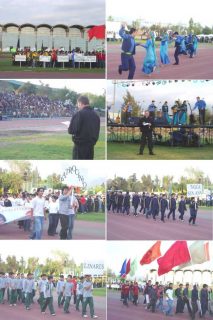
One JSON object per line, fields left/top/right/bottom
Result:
{"left": 107, "top": 123, "right": 213, "bottom": 146}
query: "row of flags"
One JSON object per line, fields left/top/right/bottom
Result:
{"left": 120, "top": 241, "right": 210, "bottom": 277}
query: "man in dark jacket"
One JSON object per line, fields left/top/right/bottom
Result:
{"left": 178, "top": 195, "right": 187, "bottom": 221}
{"left": 132, "top": 192, "right": 140, "bottom": 216}
{"left": 167, "top": 194, "right": 177, "bottom": 220}
{"left": 68, "top": 96, "right": 100, "bottom": 160}
{"left": 138, "top": 111, "right": 154, "bottom": 155}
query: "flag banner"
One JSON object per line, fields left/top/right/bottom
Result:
{"left": 120, "top": 259, "right": 127, "bottom": 276}
{"left": 126, "top": 259, "right": 131, "bottom": 275}
{"left": 129, "top": 258, "right": 138, "bottom": 277}
{"left": 0, "top": 206, "right": 31, "bottom": 225}
{"left": 157, "top": 241, "right": 190, "bottom": 276}
{"left": 140, "top": 241, "right": 161, "bottom": 265}
{"left": 178, "top": 241, "right": 210, "bottom": 269}
{"left": 187, "top": 184, "right": 203, "bottom": 197}
{"left": 87, "top": 25, "right": 105, "bottom": 41}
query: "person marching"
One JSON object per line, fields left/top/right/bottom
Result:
{"left": 132, "top": 192, "right": 140, "bottom": 216}
{"left": 122, "top": 191, "right": 130, "bottom": 215}
{"left": 41, "top": 275, "right": 56, "bottom": 316}
{"left": 167, "top": 194, "right": 176, "bottom": 220}
{"left": 24, "top": 273, "right": 34, "bottom": 311}
{"left": 59, "top": 186, "right": 72, "bottom": 240}
{"left": 150, "top": 194, "right": 159, "bottom": 220}
{"left": 0, "top": 272, "right": 6, "bottom": 304}
{"left": 30, "top": 187, "right": 45, "bottom": 240}
{"left": 76, "top": 276, "right": 84, "bottom": 312}
{"left": 38, "top": 274, "right": 47, "bottom": 311}
{"left": 175, "top": 284, "right": 184, "bottom": 313}
{"left": 160, "top": 194, "right": 168, "bottom": 223}
{"left": 178, "top": 195, "right": 187, "bottom": 221}
{"left": 191, "top": 284, "right": 199, "bottom": 320}
{"left": 63, "top": 275, "right": 74, "bottom": 314}
{"left": 118, "top": 23, "right": 139, "bottom": 79}
{"left": 56, "top": 275, "right": 65, "bottom": 308}
{"left": 9, "top": 273, "right": 18, "bottom": 307}
{"left": 82, "top": 275, "right": 98, "bottom": 318}
{"left": 138, "top": 111, "right": 154, "bottom": 156}
{"left": 189, "top": 197, "right": 198, "bottom": 225}
{"left": 132, "top": 281, "right": 139, "bottom": 306}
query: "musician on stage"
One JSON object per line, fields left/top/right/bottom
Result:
{"left": 179, "top": 100, "right": 187, "bottom": 125}
{"left": 161, "top": 101, "right": 171, "bottom": 124}
{"left": 193, "top": 96, "right": 206, "bottom": 125}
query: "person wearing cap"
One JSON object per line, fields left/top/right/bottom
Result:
{"left": 82, "top": 275, "right": 98, "bottom": 318}
{"left": 118, "top": 23, "right": 139, "bottom": 79}
{"left": 41, "top": 276, "right": 56, "bottom": 316}
{"left": 193, "top": 97, "right": 206, "bottom": 125}
{"left": 76, "top": 276, "right": 84, "bottom": 311}
{"left": 68, "top": 95, "right": 100, "bottom": 160}
{"left": 56, "top": 275, "right": 65, "bottom": 307}
{"left": 30, "top": 187, "right": 45, "bottom": 240}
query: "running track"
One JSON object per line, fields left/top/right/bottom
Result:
{"left": 0, "top": 293, "right": 106, "bottom": 320}
{"left": 0, "top": 218, "right": 105, "bottom": 240}
{"left": 107, "top": 290, "right": 212, "bottom": 320}
{"left": 107, "top": 43, "right": 213, "bottom": 79}
{"left": 0, "top": 71, "right": 105, "bottom": 79}
{"left": 107, "top": 209, "right": 212, "bottom": 240}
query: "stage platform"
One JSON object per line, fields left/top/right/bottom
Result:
{"left": 107, "top": 123, "right": 213, "bottom": 146}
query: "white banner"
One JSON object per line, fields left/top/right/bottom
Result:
{"left": 57, "top": 55, "right": 69, "bottom": 62}
{"left": 83, "top": 261, "right": 105, "bottom": 276}
{"left": 187, "top": 184, "right": 203, "bottom": 197}
{"left": 0, "top": 206, "right": 31, "bottom": 225}
{"left": 39, "top": 56, "right": 51, "bottom": 62}
{"left": 74, "top": 55, "right": 96, "bottom": 63}
{"left": 15, "top": 55, "right": 26, "bottom": 62}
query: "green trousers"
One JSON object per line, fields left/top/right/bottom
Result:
{"left": 25, "top": 292, "right": 33, "bottom": 309}
{"left": 0, "top": 288, "right": 5, "bottom": 304}
{"left": 10, "top": 289, "right": 17, "bottom": 305}
{"left": 58, "top": 292, "right": 63, "bottom": 306}
{"left": 38, "top": 292, "right": 45, "bottom": 310}
{"left": 82, "top": 297, "right": 95, "bottom": 317}
{"left": 64, "top": 296, "right": 71, "bottom": 312}
{"left": 42, "top": 297, "right": 55, "bottom": 314}
{"left": 76, "top": 294, "right": 83, "bottom": 310}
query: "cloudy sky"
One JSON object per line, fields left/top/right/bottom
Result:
{"left": 1, "top": 160, "right": 106, "bottom": 187}
{"left": 0, "top": 0, "right": 105, "bottom": 25}
{"left": 107, "top": 0, "right": 213, "bottom": 26}
{"left": 0, "top": 240, "right": 106, "bottom": 264}
{"left": 14, "top": 79, "right": 106, "bottom": 96}
{"left": 107, "top": 241, "right": 213, "bottom": 275}
{"left": 107, "top": 80, "right": 213, "bottom": 114}
{"left": 107, "top": 160, "right": 213, "bottom": 181}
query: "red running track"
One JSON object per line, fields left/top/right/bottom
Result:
{"left": 0, "top": 218, "right": 105, "bottom": 240}
{"left": 107, "top": 43, "right": 213, "bottom": 79}
{"left": 0, "top": 294, "right": 106, "bottom": 320}
{"left": 107, "top": 290, "right": 212, "bottom": 320}
{"left": 107, "top": 209, "right": 212, "bottom": 240}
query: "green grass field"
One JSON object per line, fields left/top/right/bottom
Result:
{"left": 107, "top": 142, "right": 213, "bottom": 160}
{"left": 0, "top": 53, "right": 105, "bottom": 73}
{"left": 76, "top": 212, "right": 105, "bottom": 223}
{"left": 93, "top": 288, "right": 106, "bottom": 297}
{"left": 0, "top": 128, "right": 105, "bottom": 159}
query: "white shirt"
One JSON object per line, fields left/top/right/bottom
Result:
{"left": 31, "top": 196, "right": 45, "bottom": 217}
{"left": 48, "top": 201, "right": 59, "bottom": 214}
{"left": 166, "top": 288, "right": 174, "bottom": 300}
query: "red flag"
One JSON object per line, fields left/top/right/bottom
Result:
{"left": 157, "top": 241, "right": 190, "bottom": 276}
{"left": 126, "top": 259, "right": 131, "bottom": 275}
{"left": 87, "top": 25, "right": 105, "bottom": 41}
{"left": 140, "top": 241, "right": 161, "bottom": 265}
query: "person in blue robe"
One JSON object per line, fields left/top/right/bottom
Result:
{"left": 193, "top": 35, "right": 198, "bottom": 55}
{"left": 179, "top": 100, "right": 187, "bottom": 125}
{"left": 160, "top": 34, "right": 171, "bottom": 65}
{"left": 161, "top": 101, "right": 171, "bottom": 124}
{"left": 140, "top": 32, "right": 157, "bottom": 75}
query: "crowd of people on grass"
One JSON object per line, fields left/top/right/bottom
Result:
{"left": 12, "top": 48, "right": 106, "bottom": 69}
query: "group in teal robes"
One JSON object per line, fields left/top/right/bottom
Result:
{"left": 160, "top": 34, "right": 171, "bottom": 65}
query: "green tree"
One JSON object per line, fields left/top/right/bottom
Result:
{"left": 6, "top": 256, "right": 20, "bottom": 272}
{"left": 122, "top": 90, "right": 140, "bottom": 119}
{"left": 141, "top": 175, "right": 153, "bottom": 192}
{"left": 17, "top": 82, "right": 38, "bottom": 95}
{"left": 107, "top": 16, "right": 114, "bottom": 21}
